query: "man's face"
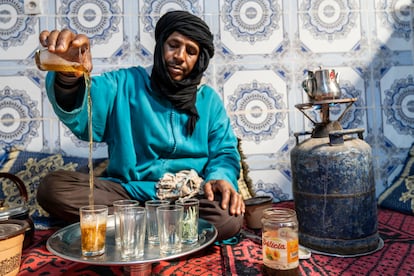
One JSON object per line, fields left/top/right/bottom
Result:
{"left": 163, "top": 31, "right": 200, "bottom": 81}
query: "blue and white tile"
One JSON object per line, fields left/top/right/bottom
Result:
{"left": 380, "top": 65, "right": 414, "bottom": 148}
{"left": 222, "top": 67, "right": 289, "bottom": 155}
{"left": 55, "top": 0, "right": 125, "bottom": 60}
{"left": 332, "top": 67, "right": 368, "bottom": 129}
{"left": 219, "top": 0, "right": 284, "bottom": 55}
{"left": 1, "top": 0, "right": 414, "bottom": 202}
{"left": 0, "top": 75, "right": 43, "bottom": 151}
{"left": 298, "top": 0, "right": 362, "bottom": 53}
{"left": 0, "top": 0, "right": 39, "bottom": 60}
{"left": 249, "top": 168, "right": 293, "bottom": 201}
{"left": 375, "top": 0, "right": 412, "bottom": 51}
{"left": 59, "top": 123, "right": 108, "bottom": 158}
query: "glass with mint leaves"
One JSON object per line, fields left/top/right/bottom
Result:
{"left": 175, "top": 198, "right": 199, "bottom": 244}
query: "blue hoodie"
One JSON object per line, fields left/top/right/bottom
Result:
{"left": 46, "top": 66, "right": 240, "bottom": 201}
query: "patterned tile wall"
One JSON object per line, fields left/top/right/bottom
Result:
{"left": 0, "top": 0, "right": 413, "bottom": 200}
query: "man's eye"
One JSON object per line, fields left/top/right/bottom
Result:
{"left": 187, "top": 48, "right": 197, "bottom": 55}
{"left": 168, "top": 42, "right": 178, "bottom": 48}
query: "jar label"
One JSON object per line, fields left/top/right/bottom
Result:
{"left": 262, "top": 230, "right": 298, "bottom": 270}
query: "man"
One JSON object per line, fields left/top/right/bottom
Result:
{"left": 37, "top": 11, "right": 244, "bottom": 241}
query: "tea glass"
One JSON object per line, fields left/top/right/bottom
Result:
{"left": 175, "top": 198, "right": 199, "bottom": 244}
{"left": 118, "top": 206, "right": 146, "bottom": 259}
{"left": 35, "top": 47, "right": 86, "bottom": 73}
{"left": 157, "top": 205, "right": 183, "bottom": 255}
{"left": 145, "top": 200, "right": 169, "bottom": 245}
{"left": 113, "top": 199, "right": 140, "bottom": 247}
{"left": 79, "top": 205, "right": 108, "bottom": 257}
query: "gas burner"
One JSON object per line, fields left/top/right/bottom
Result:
{"left": 295, "top": 98, "right": 357, "bottom": 138}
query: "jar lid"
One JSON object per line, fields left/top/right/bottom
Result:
{"left": 244, "top": 196, "right": 273, "bottom": 206}
{"left": 0, "top": 219, "right": 29, "bottom": 241}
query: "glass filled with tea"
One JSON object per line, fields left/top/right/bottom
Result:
{"left": 79, "top": 205, "right": 108, "bottom": 257}
{"left": 35, "top": 47, "right": 87, "bottom": 74}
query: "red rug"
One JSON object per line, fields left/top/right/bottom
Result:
{"left": 17, "top": 201, "right": 414, "bottom": 275}
{"left": 221, "top": 201, "right": 414, "bottom": 276}
{"left": 18, "top": 230, "right": 223, "bottom": 275}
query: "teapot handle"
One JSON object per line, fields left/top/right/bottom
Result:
{"left": 0, "top": 172, "right": 28, "bottom": 203}
{"left": 302, "top": 71, "right": 316, "bottom": 98}
{"left": 0, "top": 172, "right": 34, "bottom": 249}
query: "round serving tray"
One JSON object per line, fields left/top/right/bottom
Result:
{"left": 47, "top": 216, "right": 217, "bottom": 266}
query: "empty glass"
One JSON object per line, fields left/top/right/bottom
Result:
{"left": 113, "top": 199, "right": 140, "bottom": 247}
{"left": 157, "top": 205, "right": 183, "bottom": 255}
{"left": 145, "top": 200, "right": 169, "bottom": 245}
{"left": 118, "top": 206, "right": 146, "bottom": 259}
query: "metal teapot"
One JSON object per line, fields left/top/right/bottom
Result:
{"left": 0, "top": 173, "right": 34, "bottom": 249}
{"left": 302, "top": 67, "right": 341, "bottom": 101}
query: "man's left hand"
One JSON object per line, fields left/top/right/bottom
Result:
{"left": 203, "top": 180, "right": 245, "bottom": 216}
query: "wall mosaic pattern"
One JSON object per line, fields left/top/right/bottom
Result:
{"left": 0, "top": 0, "right": 413, "bottom": 201}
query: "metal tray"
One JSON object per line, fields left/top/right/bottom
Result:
{"left": 47, "top": 216, "right": 217, "bottom": 266}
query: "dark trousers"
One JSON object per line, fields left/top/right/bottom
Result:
{"left": 36, "top": 170, "right": 243, "bottom": 241}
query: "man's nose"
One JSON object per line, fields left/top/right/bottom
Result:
{"left": 173, "top": 47, "right": 185, "bottom": 61}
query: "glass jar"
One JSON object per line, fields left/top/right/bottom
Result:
{"left": 261, "top": 207, "right": 299, "bottom": 276}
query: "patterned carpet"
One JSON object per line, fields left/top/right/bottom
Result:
{"left": 17, "top": 201, "right": 414, "bottom": 275}
{"left": 18, "top": 229, "right": 223, "bottom": 275}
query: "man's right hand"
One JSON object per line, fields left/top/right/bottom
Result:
{"left": 39, "top": 29, "right": 93, "bottom": 76}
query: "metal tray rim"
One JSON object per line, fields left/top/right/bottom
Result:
{"left": 46, "top": 217, "right": 217, "bottom": 266}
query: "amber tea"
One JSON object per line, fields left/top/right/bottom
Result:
{"left": 35, "top": 49, "right": 87, "bottom": 74}
{"left": 80, "top": 205, "right": 108, "bottom": 257}
{"left": 81, "top": 221, "right": 106, "bottom": 256}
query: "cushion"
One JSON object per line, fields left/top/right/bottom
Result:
{"left": 378, "top": 143, "right": 414, "bottom": 215}
{"left": 237, "top": 138, "right": 254, "bottom": 200}
{"left": 0, "top": 147, "right": 106, "bottom": 229}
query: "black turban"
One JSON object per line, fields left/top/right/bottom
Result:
{"left": 150, "top": 10, "right": 214, "bottom": 136}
